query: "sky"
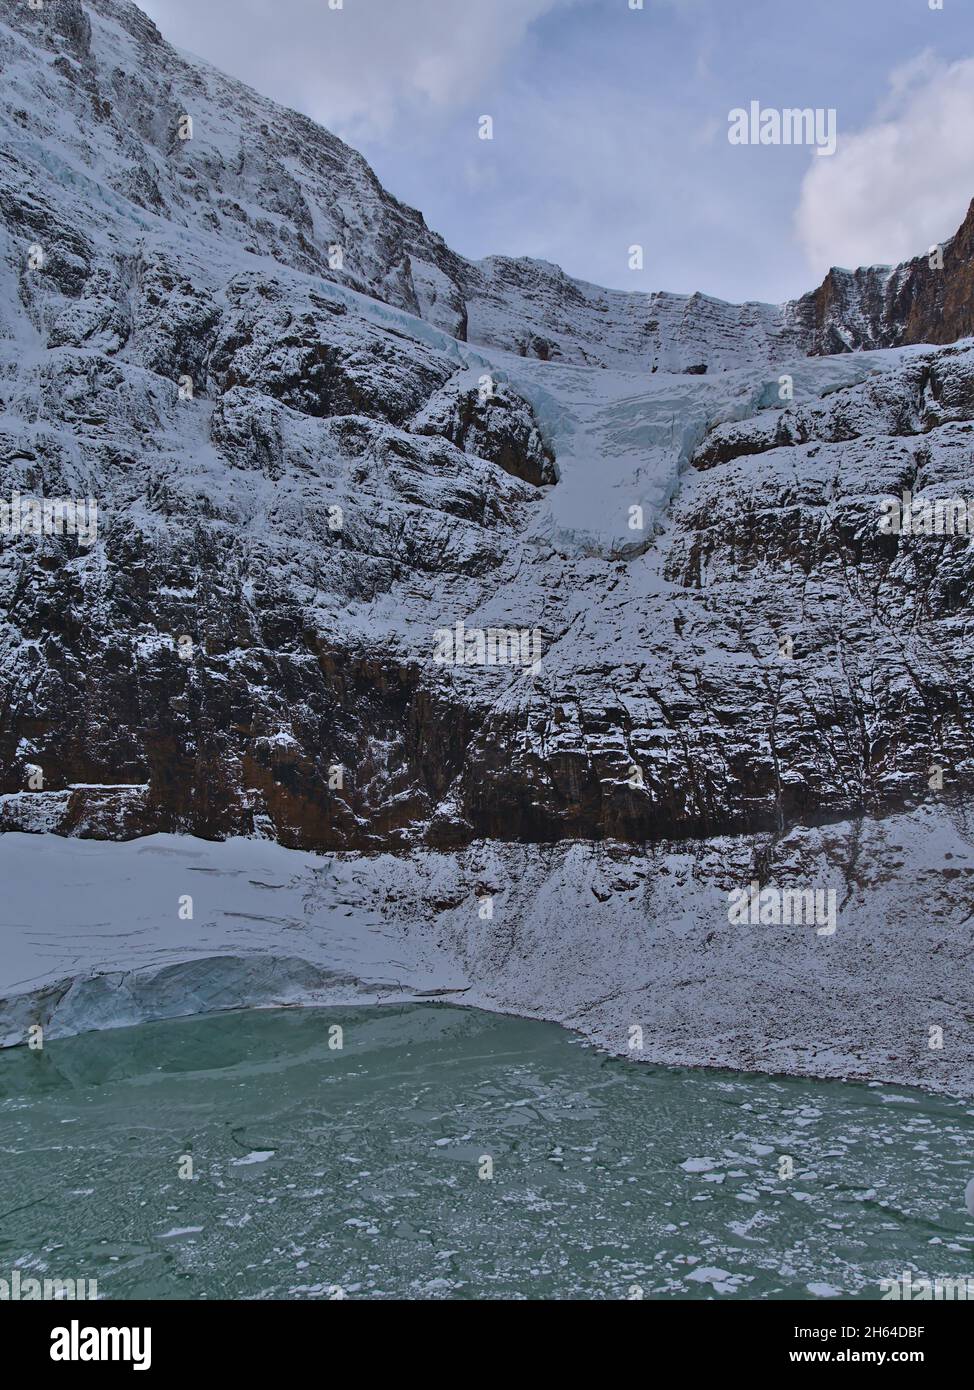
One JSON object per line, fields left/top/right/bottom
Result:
{"left": 137, "top": 0, "right": 974, "bottom": 305}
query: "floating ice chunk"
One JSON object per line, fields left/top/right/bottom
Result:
{"left": 686, "top": 1267, "right": 740, "bottom": 1293}
{"left": 681, "top": 1157, "right": 719, "bottom": 1172}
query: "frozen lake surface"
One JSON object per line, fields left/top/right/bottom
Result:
{"left": 1, "top": 1004, "right": 972, "bottom": 1300}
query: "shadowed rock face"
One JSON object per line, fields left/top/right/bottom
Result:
{"left": 792, "top": 199, "right": 974, "bottom": 356}
{"left": 1, "top": 0, "right": 974, "bottom": 852}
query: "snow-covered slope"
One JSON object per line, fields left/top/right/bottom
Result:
{"left": 2, "top": 803, "right": 973, "bottom": 1095}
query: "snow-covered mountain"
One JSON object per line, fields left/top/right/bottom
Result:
{"left": 1, "top": 0, "right": 974, "bottom": 1084}
{"left": 3, "top": 0, "right": 974, "bottom": 851}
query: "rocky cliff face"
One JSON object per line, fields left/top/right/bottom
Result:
{"left": 792, "top": 199, "right": 974, "bottom": 355}
{"left": 2, "top": 0, "right": 974, "bottom": 857}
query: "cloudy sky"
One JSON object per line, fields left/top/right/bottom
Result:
{"left": 138, "top": 0, "right": 974, "bottom": 304}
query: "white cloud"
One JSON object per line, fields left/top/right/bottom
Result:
{"left": 140, "top": 0, "right": 575, "bottom": 140}
{"left": 795, "top": 54, "right": 974, "bottom": 277}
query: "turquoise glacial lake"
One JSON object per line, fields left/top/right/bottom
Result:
{"left": 1, "top": 1004, "right": 972, "bottom": 1300}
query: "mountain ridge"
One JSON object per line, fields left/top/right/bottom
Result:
{"left": 7, "top": 0, "right": 973, "bottom": 373}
